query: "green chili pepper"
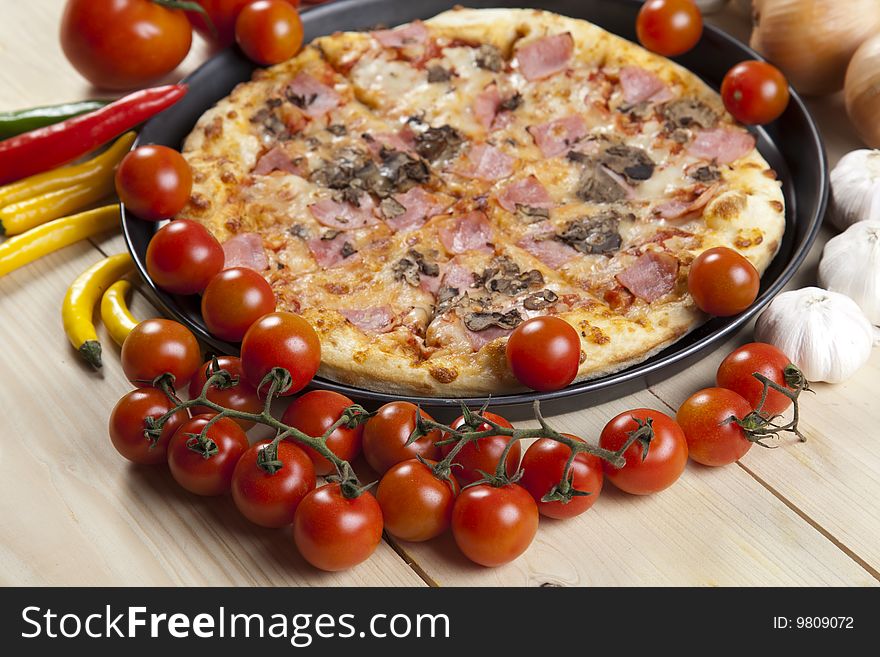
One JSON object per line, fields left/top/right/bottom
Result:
{"left": 0, "top": 100, "right": 112, "bottom": 140}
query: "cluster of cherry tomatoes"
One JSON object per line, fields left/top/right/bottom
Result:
{"left": 108, "top": 296, "right": 803, "bottom": 571}
{"left": 60, "top": 0, "right": 327, "bottom": 89}
{"left": 636, "top": 0, "right": 790, "bottom": 126}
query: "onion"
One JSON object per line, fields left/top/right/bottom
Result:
{"left": 845, "top": 34, "right": 880, "bottom": 148}
{"left": 750, "top": 0, "right": 880, "bottom": 96}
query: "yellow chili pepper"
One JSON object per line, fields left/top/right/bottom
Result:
{"left": 0, "top": 131, "right": 134, "bottom": 228}
{"left": 100, "top": 279, "right": 141, "bottom": 347}
{"left": 0, "top": 174, "right": 116, "bottom": 236}
{"left": 0, "top": 204, "right": 120, "bottom": 278}
{"left": 63, "top": 253, "right": 134, "bottom": 369}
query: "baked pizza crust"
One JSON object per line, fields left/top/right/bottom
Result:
{"left": 179, "top": 7, "right": 785, "bottom": 397}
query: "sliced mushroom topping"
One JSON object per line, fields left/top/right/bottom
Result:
{"left": 427, "top": 65, "right": 452, "bottom": 83}
{"left": 340, "top": 241, "right": 358, "bottom": 258}
{"left": 392, "top": 249, "right": 440, "bottom": 287}
{"left": 661, "top": 99, "right": 718, "bottom": 130}
{"left": 523, "top": 289, "right": 559, "bottom": 310}
{"left": 250, "top": 106, "right": 290, "bottom": 140}
{"left": 557, "top": 212, "right": 625, "bottom": 255}
{"left": 380, "top": 197, "right": 407, "bottom": 220}
{"left": 477, "top": 256, "right": 544, "bottom": 296}
{"left": 285, "top": 89, "right": 318, "bottom": 110}
{"left": 288, "top": 223, "right": 309, "bottom": 239}
{"left": 476, "top": 44, "right": 504, "bottom": 72}
{"left": 688, "top": 164, "right": 721, "bottom": 183}
{"left": 321, "top": 229, "right": 342, "bottom": 241}
{"left": 499, "top": 93, "right": 523, "bottom": 112}
{"left": 435, "top": 286, "right": 462, "bottom": 315}
{"left": 566, "top": 150, "right": 592, "bottom": 164}
{"left": 327, "top": 124, "right": 347, "bottom": 136}
{"left": 463, "top": 309, "right": 523, "bottom": 332}
{"left": 515, "top": 204, "right": 551, "bottom": 223}
{"left": 415, "top": 125, "right": 465, "bottom": 162}
{"left": 576, "top": 165, "right": 627, "bottom": 203}
{"left": 601, "top": 145, "right": 655, "bottom": 183}
{"left": 379, "top": 147, "right": 430, "bottom": 192}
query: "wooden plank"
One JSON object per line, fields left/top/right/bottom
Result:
{"left": 390, "top": 391, "right": 876, "bottom": 586}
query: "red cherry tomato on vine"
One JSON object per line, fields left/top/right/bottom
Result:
{"left": 108, "top": 388, "right": 189, "bottom": 465}
{"left": 167, "top": 415, "right": 250, "bottom": 496}
{"left": 60, "top": 0, "right": 192, "bottom": 90}
{"left": 599, "top": 408, "right": 688, "bottom": 495}
{"left": 188, "top": 356, "right": 262, "bottom": 430}
{"left": 506, "top": 316, "right": 581, "bottom": 392}
{"left": 201, "top": 267, "right": 276, "bottom": 342}
{"left": 688, "top": 247, "right": 760, "bottom": 317}
{"left": 716, "top": 343, "right": 795, "bottom": 417}
{"left": 235, "top": 0, "right": 304, "bottom": 66}
{"left": 362, "top": 401, "right": 441, "bottom": 475}
{"left": 721, "top": 61, "right": 790, "bottom": 125}
{"left": 231, "top": 439, "right": 316, "bottom": 528}
{"left": 519, "top": 434, "right": 604, "bottom": 519}
{"left": 146, "top": 220, "right": 225, "bottom": 295}
{"left": 186, "top": 0, "right": 301, "bottom": 48}
{"left": 376, "top": 459, "right": 460, "bottom": 542}
{"left": 116, "top": 146, "right": 193, "bottom": 222}
{"left": 636, "top": 0, "right": 703, "bottom": 57}
{"left": 293, "top": 483, "right": 384, "bottom": 572}
{"left": 281, "top": 390, "right": 364, "bottom": 476}
{"left": 240, "top": 312, "right": 321, "bottom": 396}
{"left": 441, "top": 411, "right": 519, "bottom": 486}
{"left": 451, "top": 483, "right": 538, "bottom": 567}
{"left": 677, "top": 387, "right": 754, "bottom": 467}
{"left": 121, "top": 319, "right": 202, "bottom": 389}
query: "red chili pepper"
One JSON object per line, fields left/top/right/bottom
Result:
{"left": 0, "top": 84, "right": 187, "bottom": 185}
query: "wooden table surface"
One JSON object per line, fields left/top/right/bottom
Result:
{"left": 1, "top": 0, "right": 878, "bottom": 587}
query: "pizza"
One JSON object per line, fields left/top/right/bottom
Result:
{"left": 178, "top": 7, "right": 785, "bottom": 397}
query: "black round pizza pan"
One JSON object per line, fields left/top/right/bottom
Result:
{"left": 123, "top": 0, "right": 827, "bottom": 418}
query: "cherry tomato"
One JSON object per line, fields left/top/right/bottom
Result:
{"left": 293, "top": 483, "right": 384, "bottom": 571}
{"left": 451, "top": 483, "right": 538, "bottom": 567}
{"left": 519, "top": 435, "right": 604, "bottom": 519}
{"left": 167, "top": 415, "right": 250, "bottom": 496}
{"left": 599, "top": 408, "right": 688, "bottom": 495}
{"left": 441, "top": 411, "right": 519, "bottom": 486}
{"left": 231, "top": 439, "right": 316, "bottom": 528}
{"left": 240, "top": 312, "right": 321, "bottom": 396}
{"left": 188, "top": 356, "right": 262, "bottom": 430}
{"left": 362, "top": 401, "right": 441, "bottom": 475}
{"left": 116, "top": 146, "right": 193, "bottom": 222}
{"left": 636, "top": 0, "right": 703, "bottom": 58}
{"left": 186, "top": 0, "right": 301, "bottom": 48}
{"left": 60, "top": 0, "right": 192, "bottom": 90}
{"left": 688, "top": 247, "right": 760, "bottom": 317}
{"left": 108, "top": 388, "right": 189, "bottom": 465}
{"left": 121, "top": 319, "right": 201, "bottom": 389}
{"left": 146, "top": 220, "right": 225, "bottom": 295}
{"left": 506, "top": 316, "right": 581, "bottom": 392}
{"left": 721, "top": 60, "right": 790, "bottom": 125}
{"left": 201, "top": 267, "right": 276, "bottom": 342}
{"left": 235, "top": 0, "right": 304, "bottom": 66}
{"left": 677, "top": 387, "right": 754, "bottom": 467}
{"left": 280, "top": 390, "right": 363, "bottom": 476}
{"left": 376, "top": 459, "right": 460, "bottom": 542}
{"left": 716, "top": 343, "right": 795, "bottom": 417}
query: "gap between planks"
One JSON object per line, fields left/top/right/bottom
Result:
{"left": 646, "top": 386, "right": 880, "bottom": 584}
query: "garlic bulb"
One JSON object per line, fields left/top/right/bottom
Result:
{"left": 750, "top": 0, "right": 880, "bottom": 96}
{"left": 818, "top": 221, "right": 880, "bottom": 324}
{"left": 828, "top": 150, "right": 880, "bottom": 231}
{"left": 755, "top": 288, "right": 874, "bottom": 383}
{"left": 845, "top": 34, "right": 880, "bottom": 148}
